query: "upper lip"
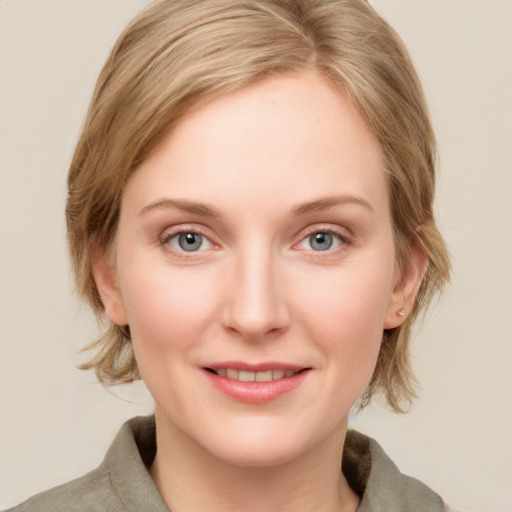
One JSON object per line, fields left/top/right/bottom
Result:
{"left": 203, "top": 361, "right": 308, "bottom": 372}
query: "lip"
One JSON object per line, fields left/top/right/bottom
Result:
{"left": 202, "top": 361, "right": 311, "bottom": 404}
{"left": 205, "top": 361, "right": 305, "bottom": 372}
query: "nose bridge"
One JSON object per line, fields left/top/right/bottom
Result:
{"left": 222, "top": 239, "right": 289, "bottom": 340}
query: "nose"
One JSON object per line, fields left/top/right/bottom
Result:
{"left": 221, "top": 246, "right": 290, "bottom": 342}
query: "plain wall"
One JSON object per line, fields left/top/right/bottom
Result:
{"left": 1, "top": 1, "right": 511, "bottom": 510}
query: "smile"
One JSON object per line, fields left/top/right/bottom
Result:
{"left": 203, "top": 363, "right": 311, "bottom": 403}
{"left": 206, "top": 368, "right": 300, "bottom": 382}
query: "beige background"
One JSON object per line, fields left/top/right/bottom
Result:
{"left": 1, "top": 0, "right": 511, "bottom": 510}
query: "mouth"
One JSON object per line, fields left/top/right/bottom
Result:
{"left": 202, "top": 363, "right": 311, "bottom": 403}
{"left": 204, "top": 368, "right": 303, "bottom": 382}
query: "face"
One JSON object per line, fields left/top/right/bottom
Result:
{"left": 96, "top": 71, "right": 412, "bottom": 467}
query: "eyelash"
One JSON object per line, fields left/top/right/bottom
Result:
{"left": 159, "top": 226, "right": 216, "bottom": 256}
{"left": 158, "top": 225, "right": 352, "bottom": 256}
{"left": 296, "top": 226, "right": 352, "bottom": 253}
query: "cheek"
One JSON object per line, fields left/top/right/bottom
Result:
{"left": 295, "top": 261, "right": 393, "bottom": 331}
{"left": 292, "top": 261, "right": 394, "bottom": 370}
{"left": 320, "top": 280, "right": 389, "bottom": 406}
{"left": 117, "top": 258, "right": 220, "bottom": 365}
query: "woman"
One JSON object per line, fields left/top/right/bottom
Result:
{"left": 8, "top": 0, "right": 450, "bottom": 510}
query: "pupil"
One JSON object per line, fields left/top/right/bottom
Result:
{"left": 311, "top": 232, "right": 332, "bottom": 251}
{"left": 178, "top": 233, "right": 202, "bottom": 251}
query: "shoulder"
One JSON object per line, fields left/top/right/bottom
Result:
{"left": 5, "top": 416, "right": 166, "bottom": 512}
{"left": 4, "top": 466, "right": 122, "bottom": 512}
{"left": 344, "top": 430, "right": 447, "bottom": 512}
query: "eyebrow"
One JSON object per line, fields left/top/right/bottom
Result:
{"left": 139, "top": 199, "right": 222, "bottom": 217}
{"left": 291, "top": 194, "right": 374, "bottom": 215}
{"left": 140, "top": 194, "right": 374, "bottom": 218}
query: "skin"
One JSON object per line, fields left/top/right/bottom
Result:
{"left": 94, "top": 71, "right": 424, "bottom": 512}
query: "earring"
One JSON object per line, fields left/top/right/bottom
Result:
{"left": 397, "top": 308, "right": 406, "bottom": 317}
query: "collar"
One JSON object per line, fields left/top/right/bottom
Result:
{"left": 103, "top": 416, "right": 445, "bottom": 512}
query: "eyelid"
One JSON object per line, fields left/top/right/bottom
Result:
{"left": 293, "top": 224, "right": 353, "bottom": 251}
{"left": 159, "top": 224, "right": 219, "bottom": 252}
{"left": 157, "top": 223, "right": 353, "bottom": 255}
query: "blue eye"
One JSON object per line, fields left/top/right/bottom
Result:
{"left": 310, "top": 232, "right": 333, "bottom": 251}
{"left": 299, "top": 231, "right": 344, "bottom": 251}
{"left": 168, "top": 232, "right": 212, "bottom": 252}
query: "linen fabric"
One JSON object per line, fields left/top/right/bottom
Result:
{"left": 7, "top": 415, "right": 446, "bottom": 512}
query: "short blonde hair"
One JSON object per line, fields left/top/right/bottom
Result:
{"left": 67, "top": 0, "right": 450, "bottom": 412}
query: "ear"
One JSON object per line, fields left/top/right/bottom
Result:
{"left": 91, "top": 249, "right": 128, "bottom": 326}
{"left": 384, "top": 245, "right": 427, "bottom": 329}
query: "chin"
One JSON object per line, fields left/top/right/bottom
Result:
{"left": 207, "top": 436, "right": 310, "bottom": 468}
{"left": 192, "top": 414, "right": 345, "bottom": 469}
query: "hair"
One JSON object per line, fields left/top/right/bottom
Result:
{"left": 67, "top": 0, "right": 450, "bottom": 412}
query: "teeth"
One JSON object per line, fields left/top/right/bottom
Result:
{"left": 214, "top": 368, "right": 299, "bottom": 381}
{"left": 239, "top": 370, "right": 255, "bottom": 382}
{"left": 226, "top": 369, "right": 238, "bottom": 380}
{"left": 272, "top": 369, "right": 285, "bottom": 379}
{"left": 256, "top": 370, "right": 273, "bottom": 382}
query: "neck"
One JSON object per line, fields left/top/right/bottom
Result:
{"left": 150, "top": 409, "right": 360, "bottom": 512}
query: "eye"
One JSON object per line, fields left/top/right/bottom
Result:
{"left": 166, "top": 231, "right": 213, "bottom": 252}
{"left": 298, "top": 231, "right": 345, "bottom": 252}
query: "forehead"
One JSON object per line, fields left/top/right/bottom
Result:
{"left": 125, "top": 71, "right": 387, "bottom": 216}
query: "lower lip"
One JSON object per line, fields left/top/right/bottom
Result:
{"left": 203, "top": 370, "right": 310, "bottom": 404}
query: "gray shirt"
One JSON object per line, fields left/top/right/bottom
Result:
{"left": 6, "top": 415, "right": 445, "bottom": 511}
